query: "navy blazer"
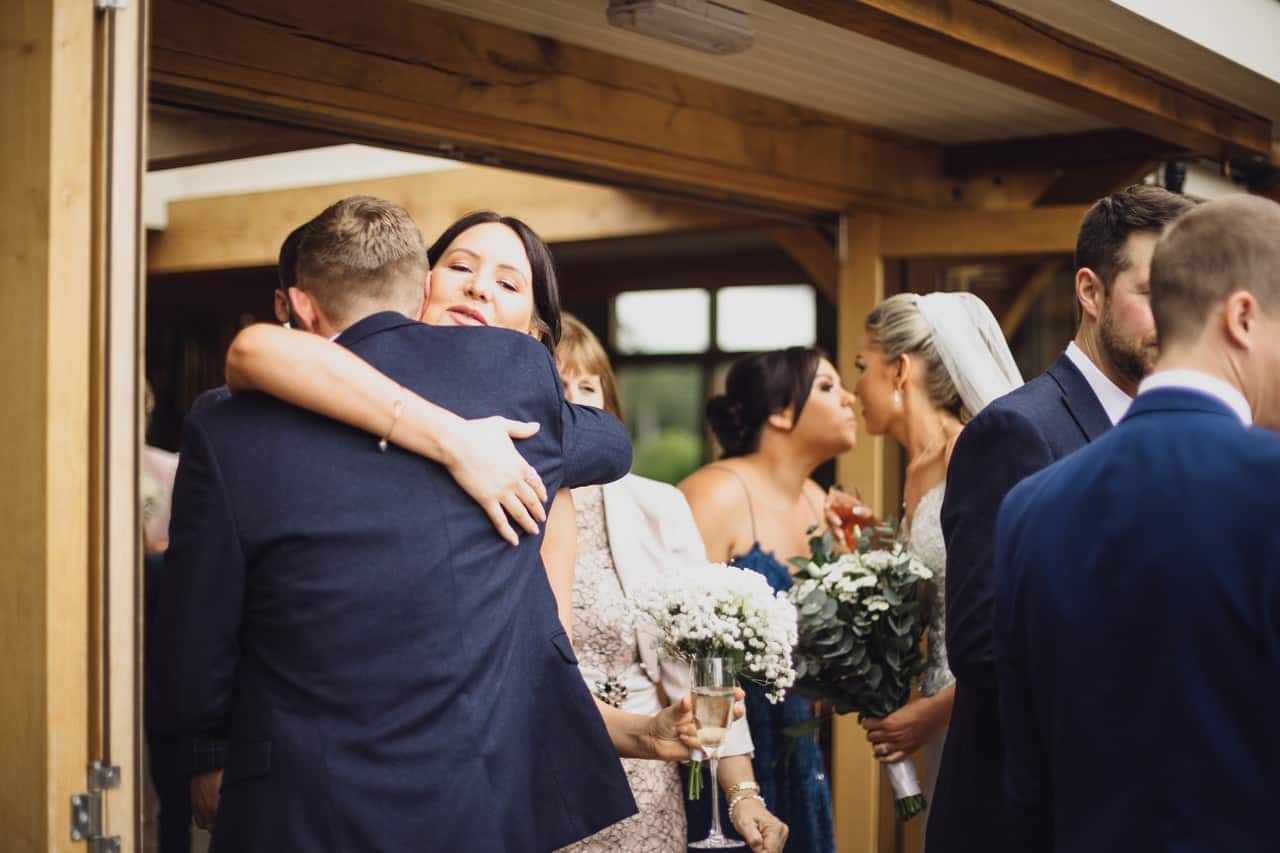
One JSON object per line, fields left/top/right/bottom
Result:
{"left": 163, "top": 312, "right": 637, "bottom": 853}
{"left": 995, "top": 389, "right": 1280, "bottom": 852}
{"left": 929, "top": 353, "right": 1111, "bottom": 852}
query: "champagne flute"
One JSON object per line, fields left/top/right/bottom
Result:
{"left": 689, "top": 657, "right": 745, "bottom": 849}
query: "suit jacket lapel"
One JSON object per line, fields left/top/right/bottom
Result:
{"left": 1047, "top": 353, "right": 1114, "bottom": 443}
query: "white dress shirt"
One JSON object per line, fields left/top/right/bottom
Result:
{"left": 1138, "top": 369, "right": 1253, "bottom": 425}
{"left": 1064, "top": 341, "right": 1133, "bottom": 425}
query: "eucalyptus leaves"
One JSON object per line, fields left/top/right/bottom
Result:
{"left": 788, "top": 526, "right": 934, "bottom": 819}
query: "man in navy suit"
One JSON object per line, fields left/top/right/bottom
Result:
{"left": 163, "top": 197, "right": 694, "bottom": 851}
{"left": 994, "top": 194, "right": 1280, "bottom": 851}
{"left": 927, "top": 186, "right": 1194, "bottom": 851}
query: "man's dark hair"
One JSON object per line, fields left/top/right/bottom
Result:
{"left": 1075, "top": 185, "right": 1195, "bottom": 292}
{"left": 277, "top": 222, "right": 308, "bottom": 291}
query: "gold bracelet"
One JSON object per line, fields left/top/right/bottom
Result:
{"left": 728, "top": 793, "right": 765, "bottom": 824}
{"left": 378, "top": 394, "right": 404, "bottom": 453}
{"left": 726, "top": 781, "right": 760, "bottom": 797}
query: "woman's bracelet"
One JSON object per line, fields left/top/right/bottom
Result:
{"left": 378, "top": 393, "right": 404, "bottom": 452}
{"left": 727, "top": 793, "right": 765, "bottom": 824}
{"left": 726, "top": 780, "right": 760, "bottom": 798}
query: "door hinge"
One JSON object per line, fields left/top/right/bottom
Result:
{"left": 71, "top": 762, "right": 122, "bottom": 851}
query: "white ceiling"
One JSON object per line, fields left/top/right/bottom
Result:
{"left": 409, "top": 0, "right": 1111, "bottom": 144}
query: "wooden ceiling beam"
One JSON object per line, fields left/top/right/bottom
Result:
{"left": 770, "top": 0, "right": 1272, "bottom": 164}
{"left": 149, "top": 107, "right": 340, "bottom": 170}
{"left": 149, "top": 0, "right": 948, "bottom": 215}
{"left": 880, "top": 205, "right": 1087, "bottom": 257}
{"left": 146, "top": 163, "right": 766, "bottom": 275}
{"left": 944, "top": 130, "right": 1184, "bottom": 178}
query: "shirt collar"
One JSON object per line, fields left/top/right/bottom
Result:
{"left": 1138, "top": 369, "right": 1253, "bottom": 426}
{"left": 1064, "top": 341, "right": 1133, "bottom": 426}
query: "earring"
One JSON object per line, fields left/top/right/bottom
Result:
{"left": 892, "top": 388, "right": 903, "bottom": 409}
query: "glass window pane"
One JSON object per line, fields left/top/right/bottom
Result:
{"left": 613, "top": 289, "right": 710, "bottom": 354}
{"left": 715, "top": 285, "right": 816, "bottom": 351}
{"left": 617, "top": 364, "right": 705, "bottom": 484}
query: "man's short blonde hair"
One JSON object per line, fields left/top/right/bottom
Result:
{"left": 1151, "top": 194, "right": 1280, "bottom": 348}
{"left": 295, "top": 196, "right": 428, "bottom": 326}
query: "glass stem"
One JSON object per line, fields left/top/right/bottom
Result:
{"left": 708, "top": 755, "right": 724, "bottom": 839}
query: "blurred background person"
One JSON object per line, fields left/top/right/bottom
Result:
{"left": 680, "top": 347, "right": 859, "bottom": 853}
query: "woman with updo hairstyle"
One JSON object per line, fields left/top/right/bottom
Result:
{"left": 680, "top": 347, "right": 859, "bottom": 853}
{"left": 848, "top": 291, "right": 1021, "bottom": 844}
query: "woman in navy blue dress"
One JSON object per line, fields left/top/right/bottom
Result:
{"left": 680, "top": 347, "right": 859, "bottom": 853}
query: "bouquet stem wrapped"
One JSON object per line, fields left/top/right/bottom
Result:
{"left": 788, "top": 526, "right": 933, "bottom": 820}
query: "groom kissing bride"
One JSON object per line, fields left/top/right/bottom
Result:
{"left": 160, "top": 197, "right": 735, "bottom": 852}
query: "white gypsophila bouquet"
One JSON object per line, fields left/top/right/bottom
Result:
{"left": 634, "top": 561, "right": 798, "bottom": 799}
{"left": 788, "top": 527, "right": 934, "bottom": 820}
{"left": 634, "top": 561, "right": 798, "bottom": 703}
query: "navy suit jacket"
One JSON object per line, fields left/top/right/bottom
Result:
{"left": 929, "top": 353, "right": 1112, "bottom": 852}
{"left": 162, "top": 312, "right": 637, "bottom": 853}
{"left": 995, "top": 389, "right": 1280, "bottom": 852}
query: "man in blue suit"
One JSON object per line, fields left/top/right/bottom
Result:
{"left": 994, "top": 194, "right": 1280, "bottom": 851}
{"left": 928, "top": 186, "right": 1193, "bottom": 851}
{"left": 163, "top": 197, "right": 694, "bottom": 851}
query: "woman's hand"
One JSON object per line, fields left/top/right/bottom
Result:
{"left": 824, "top": 486, "right": 875, "bottom": 551}
{"left": 862, "top": 692, "right": 949, "bottom": 763}
{"left": 438, "top": 416, "right": 548, "bottom": 545}
{"left": 642, "top": 690, "right": 746, "bottom": 762}
{"left": 730, "top": 797, "right": 789, "bottom": 853}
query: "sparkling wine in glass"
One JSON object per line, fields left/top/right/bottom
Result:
{"left": 689, "top": 657, "right": 745, "bottom": 849}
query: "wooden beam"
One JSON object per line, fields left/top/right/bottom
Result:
{"left": 146, "top": 164, "right": 766, "bottom": 274}
{"left": 765, "top": 225, "right": 838, "bottom": 302}
{"left": 1033, "top": 160, "right": 1158, "bottom": 206}
{"left": 149, "top": 106, "right": 340, "bottom": 170}
{"left": 944, "top": 129, "right": 1183, "bottom": 178}
{"left": 834, "top": 213, "right": 888, "bottom": 853}
{"left": 0, "top": 0, "right": 93, "bottom": 848}
{"left": 1001, "top": 259, "right": 1067, "bottom": 337}
{"left": 148, "top": 0, "right": 947, "bottom": 215}
{"left": 880, "top": 205, "right": 1087, "bottom": 257}
{"left": 770, "top": 0, "right": 1272, "bottom": 162}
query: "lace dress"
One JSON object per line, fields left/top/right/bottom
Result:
{"left": 557, "top": 486, "right": 686, "bottom": 853}
{"left": 905, "top": 483, "right": 955, "bottom": 813}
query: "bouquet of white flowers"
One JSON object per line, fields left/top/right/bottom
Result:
{"left": 634, "top": 561, "right": 798, "bottom": 798}
{"left": 788, "top": 526, "right": 934, "bottom": 820}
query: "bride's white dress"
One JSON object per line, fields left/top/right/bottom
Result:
{"left": 906, "top": 483, "right": 955, "bottom": 816}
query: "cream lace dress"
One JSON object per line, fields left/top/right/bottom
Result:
{"left": 556, "top": 486, "right": 686, "bottom": 853}
{"left": 906, "top": 483, "right": 955, "bottom": 817}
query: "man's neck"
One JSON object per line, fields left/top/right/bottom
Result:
{"left": 1073, "top": 323, "right": 1138, "bottom": 397}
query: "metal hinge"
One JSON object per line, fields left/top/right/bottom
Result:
{"left": 70, "top": 762, "right": 122, "bottom": 851}
{"left": 95, "top": 0, "right": 127, "bottom": 10}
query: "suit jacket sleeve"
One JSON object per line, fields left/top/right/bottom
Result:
{"left": 942, "top": 407, "right": 1053, "bottom": 689}
{"left": 560, "top": 401, "right": 633, "bottom": 489}
{"left": 162, "top": 413, "right": 247, "bottom": 751}
{"left": 993, "top": 484, "right": 1053, "bottom": 847}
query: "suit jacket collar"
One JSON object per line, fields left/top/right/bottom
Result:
{"left": 1046, "top": 352, "right": 1113, "bottom": 443}
{"left": 1123, "top": 387, "right": 1246, "bottom": 424}
{"left": 334, "top": 311, "right": 420, "bottom": 349}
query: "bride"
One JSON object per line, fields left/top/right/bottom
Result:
{"left": 844, "top": 291, "right": 1022, "bottom": 834}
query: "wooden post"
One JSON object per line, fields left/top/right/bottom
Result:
{"left": 833, "top": 213, "right": 889, "bottom": 852}
{"left": 0, "top": 0, "right": 95, "bottom": 848}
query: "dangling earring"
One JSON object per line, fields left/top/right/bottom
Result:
{"left": 892, "top": 388, "right": 903, "bottom": 409}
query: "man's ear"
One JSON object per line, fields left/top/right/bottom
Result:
{"left": 1076, "top": 268, "right": 1105, "bottom": 323}
{"left": 417, "top": 269, "right": 432, "bottom": 322}
{"left": 1222, "top": 290, "right": 1258, "bottom": 351}
{"left": 273, "top": 289, "right": 291, "bottom": 324}
{"left": 289, "top": 288, "right": 321, "bottom": 333}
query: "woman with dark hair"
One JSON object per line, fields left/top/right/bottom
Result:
{"left": 679, "top": 348, "right": 859, "bottom": 853}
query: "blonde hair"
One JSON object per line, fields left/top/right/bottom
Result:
{"left": 556, "top": 314, "right": 623, "bottom": 419}
{"left": 865, "top": 293, "right": 967, "bottom": 420}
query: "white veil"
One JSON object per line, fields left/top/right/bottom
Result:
{"left": 913, "top": 291, "right": 1023, "bottom": 418}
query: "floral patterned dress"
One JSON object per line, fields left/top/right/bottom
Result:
{"left": 556, "top": 486, "right": 686, "bottom": 853}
